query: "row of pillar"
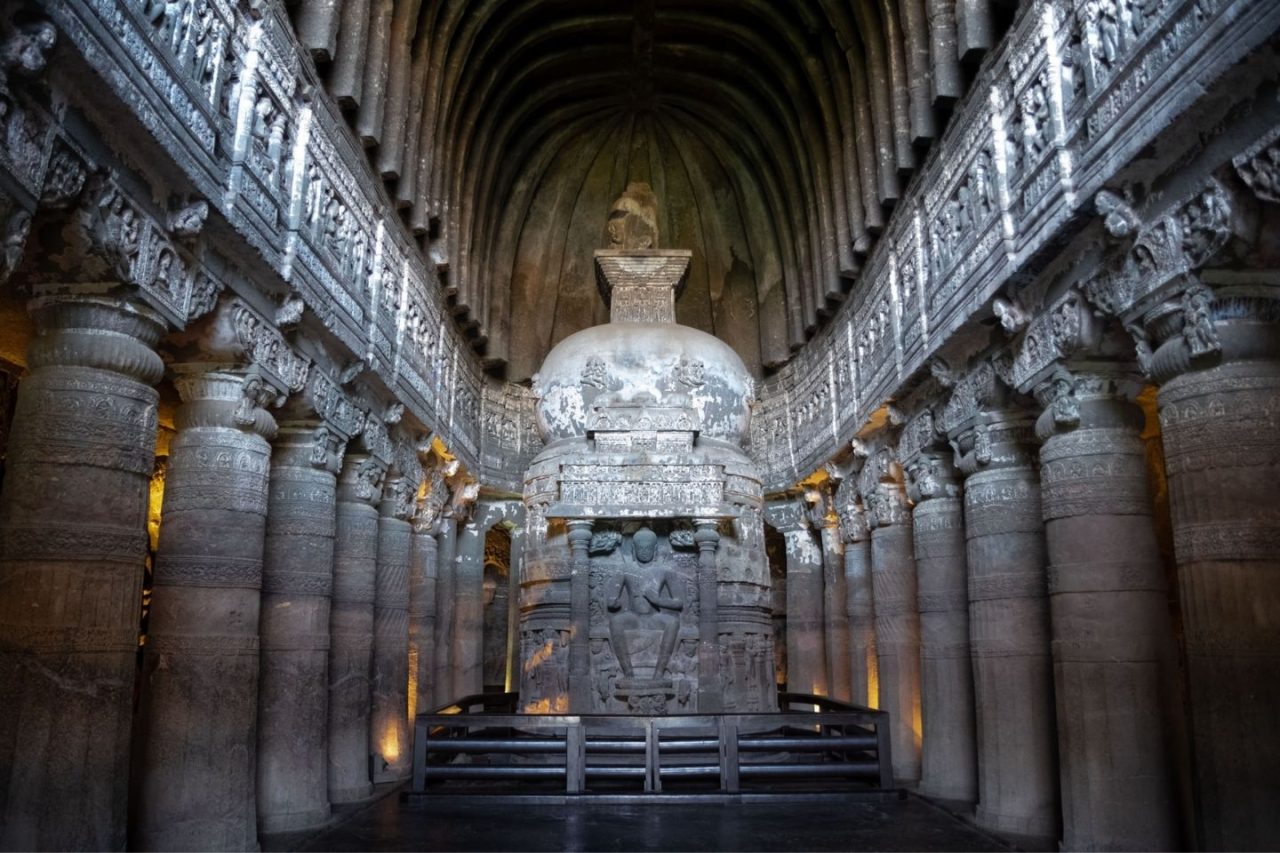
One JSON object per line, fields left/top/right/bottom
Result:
{"left": 769, "top": 309, "right": 1279, "bottom": 850}
{"left": 0, "top": 296, "right": 510, "bottom": 850}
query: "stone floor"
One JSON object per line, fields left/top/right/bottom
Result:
{"left": 289, "top": 789, "right": 1015, "bottom": 852}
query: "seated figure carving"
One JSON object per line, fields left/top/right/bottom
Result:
{"left": 604, "top": 526, "right": 684, "bottom": 687}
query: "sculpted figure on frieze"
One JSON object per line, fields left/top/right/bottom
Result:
{"left": 606, "top": 181, "right": 659, "bottom": 251}
{"left": 604, "top": 526, "right": 685, "bottom": 687}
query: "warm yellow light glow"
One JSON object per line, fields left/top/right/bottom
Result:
{"left": 406, "top": 648, "right": 419, "bottom": 724}
{"left": 147, "top": 462, "right": 167, "bottom": 552}
{"left": 380, "top": 729, "right": 402, "bottom": 763}
{"left": 866, "top": 647, "right": 880, "bottom": 709}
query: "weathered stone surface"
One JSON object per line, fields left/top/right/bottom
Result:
{"left": 328, "top": 452, "right": 382, "bottom": 804}
{"left": 953, "top": 409, "right": 1058, "bottom": 841}
{"left": 1036, "top": 380, "right": 1180, "bottom": 850}
{"left": 0, "top": 297, "right": 164, "bottom": 851}
{"left": 371, "top": 475, "right": 413, "bottom": 782}
{"left": 257, "top": 425, "right": 337, "bottom": 834}
{"left": 135, "top": 368, "right": 276, "bottom": 851}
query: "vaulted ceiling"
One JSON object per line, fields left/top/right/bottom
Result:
{"left": 286, "top": 0, "right": 1007, "bottom": 381}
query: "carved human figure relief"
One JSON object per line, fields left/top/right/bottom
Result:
{"left": 604, "top": 526, "right": 685, "bottom": 685}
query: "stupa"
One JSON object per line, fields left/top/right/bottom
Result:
{"left": 518, "top": 184, "right": 776, "bottom": 715}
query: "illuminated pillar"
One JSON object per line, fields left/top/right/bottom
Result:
{"left": 764, "top": 501, "right": 828, "bottom": 698}
{"left": 905, "top": 451, "right": 976, "bottom": 805}
{"left": 819, "top": 518, "right": 852, "bottom": 702}
{"left": 503, "top": 524, "right": 525, "bottom": 692}
{"left": 431, "top": 507, "right": 458, "bottom": 704}
{"left": 408, "top": 520, "right": 438, "bottom": 716}
{"left": 257, "top": 424, "right": 339, "bottom": 833}
{"left": 1036, "top": 371, "right": 1179, "bottom": 850}
{"left": 135, "top": 367, "right": 278, "bottom": 851}
{"left": 370, "top": 473, "right": 414, "bottom": 782}
{"left": 328, "top": 452, "right": 384, "bottom": 803}
{"left": 866, "top": 478, "right": 923, "bottom": 786}
{"left": 953, "top": 408, "right": 1058, "bottom": 840}
{"left": 451, "top": 504, "right": 490, "bottom": 699}
{"left": 839, "top": 500, "right": 878, "bottom": 707}
{"left": 0, "top": 297, "right": 165, "bottom": 851}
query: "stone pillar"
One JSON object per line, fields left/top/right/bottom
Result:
{"left": 763, "top": 501, "right": 828, "bottom": 698}
{"left": 819, "top": 518, "right": 852, "bottom": 702}
{"left": 0, "top": 297, "right": 165, "bottom": 851}
{"left": 694, "top": 519, "right": 722, "bottom": 712}
{"left": 1144, "top": 288, "right": 1280, "bottom": 850}
{"left": 256, "top": 424, "right": 341, "bottom": 834}
{"left": 135, "top": 367, "right": 278, "bottom": 851}
{"left": 953, "top": 409, "right": 1058, "bottom": 841}
{"left": 1035, "top": 370, "right": 1179, "bottom": 850}
{"left": 431, "top": 507, "right": 458, "bottom": 704}
{"left": 865, "top": 478, "right": 923, "bottom": 786}
{"left": 566, "top": 518, "right": 593, "bottom": 712}
{"left": 371, "top": 474, "right": 414, "bottom": 782}
{"left": 503, "top": 525, "right": 525, "bottom": 692}
{"left": 451, "top": 503, "right": 490, "bottom": 700}
{"left": 408, "top": 522, "right": 438, "bottom": 716}
{"left": 328, "top": 452, "right": 384, "bottom": 804}
{"left": 905, "top": 452, "right": 977, "bottom": 805}
{"left": 838, "top": 500, "right": 878, "bottom": 708}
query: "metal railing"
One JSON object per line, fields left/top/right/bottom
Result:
{"left": 410, "top": 692, "right": 893, "bottom": 795}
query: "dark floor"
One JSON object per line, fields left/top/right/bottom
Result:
{"left": 295, "top": 790, "right": 1013, "bottom": 852}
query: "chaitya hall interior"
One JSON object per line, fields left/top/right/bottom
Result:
{"left": 0, "top": 0, "right": 1278, "bottom": 849}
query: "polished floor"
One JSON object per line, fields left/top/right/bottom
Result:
{"left": 291, "top": 790, "right": 1012, "bottom": 852}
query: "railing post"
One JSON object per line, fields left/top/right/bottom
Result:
{"left": 411, "top": 715, "right": 428, "bottom": 792}
{"left": 565, "top": 720, "right": 584, "bottom": 794}
{"left": 645, "top": 721, "right": 659, "bottom": 793}
{"left": 720, "top": 718, "right": 740, "bottom": 793}
{"left": 877, "top": 716, "right": 894, "bottom": 790}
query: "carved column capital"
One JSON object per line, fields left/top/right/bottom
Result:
{"left": 763, "top": 498, "right": 810, "bottom": 534}
{"left": 337, "top": 452, "right": 386, "bottom": 507}
{"left": 904, "top": 451, "right": 962, "bottom": 504}
{"left": 1031, "top": 363, "right": 1145, "bottom": 441}
{"left": 379, "top": 474, "right": 417, "bottom": 521}
{"left": 26, "top": 295, "right": 167, "bottom": 384}
{"left": 169, "top": 364, "right": 280, "bottom": 440}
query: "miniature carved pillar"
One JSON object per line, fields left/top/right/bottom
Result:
{"left": 256, "top": 424, "right": 339, "bottom": 834}
{"left": 431, "top": 508, "right": 458, "bottom": 703}
{"left": 408, "top": 523, "right": 438, "bottom": 715}
{"left": 1035, "top": 372, "right": 1179, "bottom": 850}
{"left": 905, "top": 453, "right": 977, "bottom": 805}
{"left": 819, "top": 518, "right": 852, "bottom": 702}
{"left": 1143, "top": 289, "right": 1280, "bottom": 850}
{"left": 503, "top": 525, "right": 525, "bottom": 692}
{"left": 694, "top": 519, "right": 722, "bottom": 712}
{"left": 371, "top": 475, "right": 414, "bottom": 782}
{"left": 567, "top": 519, "right": 594, "bottom": 713}
{"left": 135, "top": 367, "right": 278, "bottom": 851}
{"left": 328, "top": 452, "right": 383, "bottom": 804}
{"left": 763, "top": 501, "right": 828, "bottom": 697}
{"left": 451, "top": 504, "right": 491, "bottom": 699}
{"left": 839, "top": 501, "right": 879, "bottom": 708}
{"left": 954, "top": 410, "right": 1058, "bottom": 840}
{"left": 0, "top": 297, "right": 165, "bottom": 851}
{"left": 866, "top": 480, "right": 923, "bottom": 786}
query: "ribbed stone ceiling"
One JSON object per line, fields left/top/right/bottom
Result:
{"left": 287, "top": 0, "right": 1005, "bottom": 381}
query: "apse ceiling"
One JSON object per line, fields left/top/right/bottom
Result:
{"left": 286, "top": 0, "right": 1008, "bottom": 381}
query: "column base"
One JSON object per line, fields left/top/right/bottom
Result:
{"left": 329, "top": 783, "right": 374, "bottom": 804}
{"left": 975, "top": 804, "right": 1056, "bottom": 844}
{"left": 258, "top": 805, "right": 331, "bottom": 835}
{"left": 919, "top": 782, "right": 976, "bottom": 806}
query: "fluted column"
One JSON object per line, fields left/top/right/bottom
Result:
{"left": 371, "top": 474, "right": 414, "bottom": 782}
{"left": 866, "top": 479, "right": 923, "bottom": 786}
{"left": 1144, "top": 288, "right": 1280, "bottom": 850}
{"left": 408, "top": 522, "right": 438, "bottom": 716}
{"left": 905, "top": 452, "right": 976, "bottom": 805}
{"left": 256, "top": 424, "right": 341, "bottom": 834}
{"left": 566, "top": 518, "right": 593, "bottom": 713}
{"left": 451, "top": 502, "right": 493, "bottom": 700}
{"left": 1035, "top": 370, "right": 1180, "bottom": 850}
{"left": 764, "top": 501, "right": 828, "bottom": 698}
{"left": 954, "top": 409, "right": 1058, "bottom": 840}
{"left": 819, "top": 517, "right": 852, "bottom": 702}
{"left": 503, "top": 525, "right": 525, "bottom": 692}
{"left": 839, "top": 501, "right": 878, "bottom": 708}
{"left": 328, "top": 452, "right": 384, "bottom": 804}
{"left": 0, "top": 297, "right": 165, "bottom": 851}
{"left": 135, "top": 367, "right": 278, "bottom": 851}
{"left": 431, "top": 507, "right": 458, "bottom": 704}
